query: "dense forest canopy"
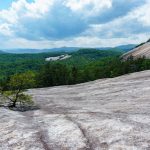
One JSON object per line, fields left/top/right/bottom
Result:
{"left": 0, "top": 49, "right": 122, "bottom": 80}
{"left": 0, "top": 48, "right": 150, "bottom": 89}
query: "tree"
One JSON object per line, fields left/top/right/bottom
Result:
{"left": 71, "top": 66, "right": 78, "bottom": 84}
{"left": 0, "top": 71, "right": 35, "bottom": 108}
{"left": 37, "top": 63, "right": 71, "bottom": 87}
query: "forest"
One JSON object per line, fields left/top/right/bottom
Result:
{"left": 0, "top": 49, "right": 121, "bottom": 80}
{"left": 0, "top": 48, "right": 150, "bottom": 89}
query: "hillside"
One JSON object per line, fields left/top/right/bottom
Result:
{"left": 115, "top": 44, "right": 136, "bottom": 52}
{"left": 61, "top": 49, "right": 122, "bottom": 66}
{"left": 0, "top": 50, "right": 5, "bottom": 53}
{"left": 1, "top": 70, "right": 150, "bottom": 149}
{"left": 0, "top": 49, "right": 122, "bottom": 79}
{"left": 122, "top": 41, "right": 150, "bottom": 60}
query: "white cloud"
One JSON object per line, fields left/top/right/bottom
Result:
{"left": 0, "top": 0, "right": 55, "bottom": 40}
{"left": 65, "top": 0, "right": 112, "bottom": 17}
{"left": 0, "top": 0, "right": 54, "bottom": 23}
{"left": 0, "top": 23, "right": 13, "bottom": 36}
{"left": 0, "top": 0, "right": 149, "bottom": 49}
{"left": 83, "top": 0, "right": 150, "bottom": 41}
{"left": 132, "top": 0, "right": 150, "bottom": 26}
{"left": 2, "top": 33, "right": 149, "bottom": 50}
{"left": 26, "top": 0, "right": 54, "bottom": 17}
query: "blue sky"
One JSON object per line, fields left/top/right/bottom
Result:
{"left": 0, "top": 0, "right": 14, "bottom": 9}
{"left": 0, "top": 0, "right": 33, "bottom": 9}
{"left": 0, "top": 0, "right": 150, "bottom": 49}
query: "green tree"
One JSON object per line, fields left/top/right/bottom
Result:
{"left": 71, "top": 66, "right": 78, "bottom": 84}
{"left": 37, "top": 63, "right": 71, "bottom": 87}
{"left": 0, "top": 71, "right": 35, "bottom": 108}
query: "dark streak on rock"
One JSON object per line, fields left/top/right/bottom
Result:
{"left": 38, "top": 132, "right": 52, "bottom": 150}
{"left": 66, "top": 116, "right": 93, "bottom": 150}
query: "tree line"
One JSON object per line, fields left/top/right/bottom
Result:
{"left": 36, "top": 56, "right": 150, "bottom": 87}
{"left": 1, "top": 56, "right": 150, "bottom": 109}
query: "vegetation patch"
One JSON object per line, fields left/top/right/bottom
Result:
{"left": 0, "top": 71, "right": 38, "bottom": 111}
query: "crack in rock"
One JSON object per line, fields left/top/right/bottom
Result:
{"left": 37, "top": 131, "right": 52, "bottom": 150}
{"left": 65, "top": 116, "right": 93, "bottom": 150}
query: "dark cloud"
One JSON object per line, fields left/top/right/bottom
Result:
{"left": 89, "top": 0, "right": 146, "bottom": 24}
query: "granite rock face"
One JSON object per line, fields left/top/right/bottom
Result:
{"left": 122, "top": 42, "right": 150, "bottom": 60}
{"left": 1, "top": 70, "right": 150, "bottom": 150}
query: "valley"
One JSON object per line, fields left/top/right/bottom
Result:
{"left": 0, "top": 49, "right": 122, "bottom": 80}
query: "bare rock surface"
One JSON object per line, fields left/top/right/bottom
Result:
{"left": 122, "top": 42, "right": 150, "bottom": 59}
{"left": 1, "top": 70, "right": 150, "bottom": 150}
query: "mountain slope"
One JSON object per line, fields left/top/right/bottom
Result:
{"left": 61, "top": 49, "right": 122, "bottom": 66}
{"left": 0, "top": 50, "right": 5, "bottom": 53}
{"left": 1, "top": 70, "right": 150, "bottom": 149}
{"left": 122, "top": 41, "right": 150, "bottom": 60}
{"left": 0, "top": 49, "right": 122, "bottom": 79}
{"left": 115, "top": 44, "right": 136, "bottom": 52}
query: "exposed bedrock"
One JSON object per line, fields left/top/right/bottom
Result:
{"left": 1, "top": 70, "right": 150, "bottom": 150}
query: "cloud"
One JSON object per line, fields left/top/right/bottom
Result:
{"left": 0, "top": 0, "right": 89, "bottom": 40}
{"left": 14, "top": 0, "right": 88, "bottom": 40}
{"left": 83, "top": 0, "right": 150, "bottom": 39}
{"left": 65, "top": 0, "right": 112, "bottom": 17}
{"left": 0, "top": 0, "right": 149, "bottom": 48}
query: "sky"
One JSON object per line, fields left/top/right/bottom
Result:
{"left": 0, "top": 0, "right": 150, "bottom": 49}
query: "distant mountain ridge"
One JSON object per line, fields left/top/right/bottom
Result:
{"left": 1, "top": 44, "right": 136, "bottom": 54}
{"left": 1, "top": 47, "right": 80, "bottom": 54}
{"left": 115, "top": 44, "right": 136, "bottom": 52}
{"left": 0, "top": 50, "right": 7, "bottom": 54}
{"left": 0, "top": 50, "right": 5, "bottom": 53}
